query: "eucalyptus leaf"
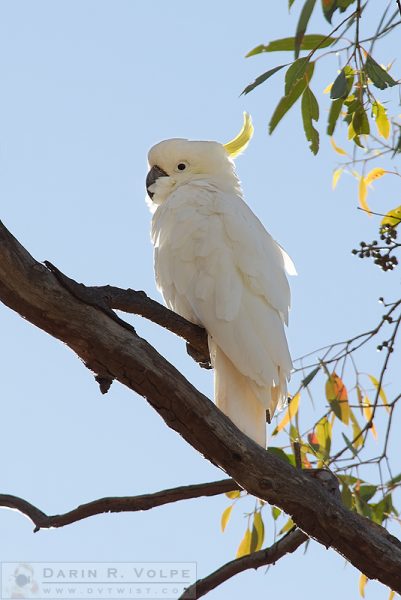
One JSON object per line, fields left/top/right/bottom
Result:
{"left": 241, "top": 64, "right": 287, "bottom": 95}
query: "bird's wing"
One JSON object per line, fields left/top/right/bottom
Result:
{"left": 152, "top": 183, "right": 293, "bottom": 390}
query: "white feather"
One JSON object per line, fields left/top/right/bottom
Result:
{"left": 147, "top": 139, "right": 294, "bottom": 447}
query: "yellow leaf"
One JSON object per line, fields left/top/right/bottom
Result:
{"left": 365, "top": 167, "right": 389, "bottom": 187}
{"left": 373, "top": 101, "right": 391, "bottom": 139}
{"left": 382, "top": 205, "right": 401, "bottom": 229}
{"left": 362, "top": 396, "right": 378, "bottom": 440}
{"left": 323, "top": 82, "right": 333, "bottom": 94}
{"left": 356, "top": 386, "right": 364, "bottom": 414}
{"left": 225, "top": 490, "right": 241, "bottom": 499}
{"left": 388, "top": 591, "right": 395, "bottom": 600}
{"left": 326, "top": 373, "right": 350, "bottom": 425}
{"left": 274, "top": 393, "right": 301, "bottom": 433}
{"left": 330, "top": 137, "right": 348, "bottom": 155}
{"left": 316, "top": 416, "right": 332, "bottom": 458}
{"left": 221, "top": 504, "right": 233, "bottom": 532}
{"left": 348, "top": 120, "right": 356, "bottom": 140}
{"left": 332, "top": 167, "right": 343, "bottom": 190}
{"left": 358, "top": 177, "right": 372, "bottom": 214}
{"left": 236, "top": 527, "right": 252, "bottom": 558}
{"left": 363, "top": 395, "right": 373, "bottom": 421}
{"left": 251, "top": 511, "right": 265, "bottom": 552}
{"left": 349, "top": 409, "right": 363, "bottom": 448}
{"left": 368, "top": 374, "right": 390, "bottom": 414}
{"left": 359, "top": 573, "right": 368, "bottom": 598}
{"left": 279, "top": 517, "right": 294, "bottom": 535}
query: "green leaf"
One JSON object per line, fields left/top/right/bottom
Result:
{"left": 341, "top": 482, "right": 353, "bottom": 509}
{"left": 221, "top": 505, "right": 233, "bottom": 532}
{"left": 352, "top": 106, "right": 370, "bottom": 136}
{"left": 321, "top": 0, "right": 337, "bottom": 23}
{"left": 341, "top": 432, "right": 358, "bottom": 457}
{"left": 338, "top": 474, "right": 362, "bottom": 486}
{"left": 322, "top": 0, "right": 356, "bottom": 22}
{"left": 337, "top": 0, "right": 357, "bottom": 8}
{"left": 246, "top": 34, "right": 336, "bottom": 56}
{"left": 370, "top": 494, "right": 395, "bottom": 524}
{"left": 330, "top": 68, "right": 348, "bottom": 99}
{"left": 388, "top": 473, "right": 401, "bottom": 489}
{"left": 272, "top": 506, "right": 282, "bottom": 520}
{"left": 354, "top": 493, "right": 372, "bottom": 519}
{"left": 327, "top": 98, "right": 344, "bottom": 135}
{"left": 285, "top": 57, "right": 310, "bottom": 95}
{"left": 241, "top": 64, "right": 287, "bottom": 95}
{"left": 365, "top": 55, "right": 398, "bottom": 90}
{"left": 301, "top": 366, "right": 320, "bottom": 388}
{"left": 295, "top": 0, "right": 317, "bottom": 58}
{"left": 251, "top": 511, "right": 265, "bottom": 552}
{"left": 359, "top": 485, "right": 377, "bottom": 503}
{"left": 245, "top": 44, "right": 270, "bottom": 58}
{"left": 269, "top": 61, "right": 315, "bottom": 133}
{"left": 301, "top": 86, "right": 320, "bottom": 154}
{"left": 267, "top": 447, "right": 293, "bottom": 464}
{"left": 289, "top": 0, "right": 297, "bottom": 8}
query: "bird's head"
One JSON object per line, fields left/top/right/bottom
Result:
{"left": 146, "top": 113, "right": 253, "bottom": 207}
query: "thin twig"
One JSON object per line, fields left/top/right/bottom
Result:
{"left": 0, "top": 479, "right": 241, "bottom": 532}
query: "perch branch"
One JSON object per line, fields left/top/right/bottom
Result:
{"left": 1, "top": 220, "right": 401, "bottom": 592}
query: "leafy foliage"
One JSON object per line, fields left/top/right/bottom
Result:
{"left": 220, "top": 294, "right": 401, "bottom": 591}
{"left": 222, "top": 3, "right": 401, "bottom": 596}
{"left": 242, "top": 0, "right": 400, "bottom": 221}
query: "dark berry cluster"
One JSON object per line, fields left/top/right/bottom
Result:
{"left": 377, "top": 340, "right": 394, "bottom": 352}
{"left": 352, "top": 225, "right": 399, "bottom": 271}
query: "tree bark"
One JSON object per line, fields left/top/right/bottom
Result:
{"left": 1, "top": 220, "right": 401, "bottom": 592}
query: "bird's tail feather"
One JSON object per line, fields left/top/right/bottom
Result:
{"left": 211, "top": 342, "right": 267, "bottom": 448}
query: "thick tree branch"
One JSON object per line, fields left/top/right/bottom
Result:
{"left": 44, "top": 261, "right": 211, "bottom": 369}
{"left": 180, "top": 529, "right": 308, "bottom": 599}
{"left": 1, "top": 220, "right": 401, "bottom": 592}
{"left": 0, "top": 479, "right": 240, "bottom": 532}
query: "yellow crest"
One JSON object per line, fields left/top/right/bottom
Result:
{"left": 223, "top": 112, "right": 254, "bottom": 158}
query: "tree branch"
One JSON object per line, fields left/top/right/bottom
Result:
{"left": 179, "top": 529, "right": 307, "bottom": 599}
{"left": 44, "top": 261, "right": 211, "bottom": 369}
{"left": 1, "top": 220, "right": 401, "bottom": 592}
{"left": 0, "top": 479, "right": 240, "bottom": 532}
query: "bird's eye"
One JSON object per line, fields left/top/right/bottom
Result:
{"left": 177, "top": 163, "right": 187, "bottom": 171}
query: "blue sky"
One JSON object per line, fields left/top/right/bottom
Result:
{"left": 0, "top": 1, "right": 400, "bottom": 599}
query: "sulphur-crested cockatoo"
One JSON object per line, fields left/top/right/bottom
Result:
{"left": 146, "top": 114, "right": 295, "bottom": 447}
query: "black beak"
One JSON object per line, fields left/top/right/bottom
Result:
{"left": 146, "top": 165, "right": 168, "bottom": 199}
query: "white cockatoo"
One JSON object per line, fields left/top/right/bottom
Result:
{"left": 146, "top": 114, "right": 295, "bottom": 447}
